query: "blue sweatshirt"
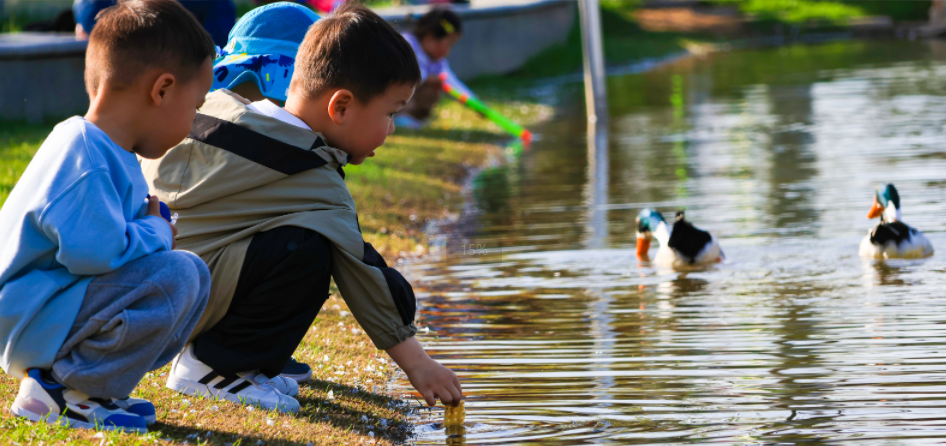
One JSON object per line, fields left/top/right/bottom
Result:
{"left": 0, "top": 117, "right": 173, "bottom": 378}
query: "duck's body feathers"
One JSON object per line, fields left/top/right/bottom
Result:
{"left": 651, "top": 219, "right": 723, "bottom": 268}
{"left": 860, "top": 221, "right": 933, "bottom": 259}
{"left": 668, "top": 219, "right": 713, "bottom": 262}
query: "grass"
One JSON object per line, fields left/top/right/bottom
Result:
{"left": 709, "top": 0, "right": 866, "bottom": 25}
{"left": 0, "top": 122, "right": 55, "bottom": 205}
{"left": 0, "top": 97, "right": 550, "bottom": 444}
{"left": 705, "top": 0, "right": 930, "bottom": 25}
{"left": 350, "top": 97, "right": 551, "bottom": 257}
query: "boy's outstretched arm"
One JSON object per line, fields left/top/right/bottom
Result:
{"left": 387, "top": 337, "right": 462, "bottom": 407}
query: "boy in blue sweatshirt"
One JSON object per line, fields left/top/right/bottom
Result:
{"left": 0, "top": 0, "right": 214, "bottom": 433}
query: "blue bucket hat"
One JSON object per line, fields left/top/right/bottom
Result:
{"left": 212, "top": 2, "right": 320, "bottom": 103}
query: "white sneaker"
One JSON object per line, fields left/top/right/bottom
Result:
{"left": 265, "top": 375, "right": 299, "bottom": 397}
{"left": 10, "top": 369, "right": 147, "bottom": 433}
{"left": 166, "top": 344, "right": 299, "bottom": 413}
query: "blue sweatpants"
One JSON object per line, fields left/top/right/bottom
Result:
{"left": 51, "top": 250, "right": 210, "bottom": 398}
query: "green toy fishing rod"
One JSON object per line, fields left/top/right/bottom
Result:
{"left": 439, "top": 73, "right": 533, "bottom": 143}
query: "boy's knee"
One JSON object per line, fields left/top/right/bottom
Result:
{"left": 149, "top": 251, "right": 210, "bottom": 306}
{"left": 178, "top": 250, "right": 211, "bottom": 286}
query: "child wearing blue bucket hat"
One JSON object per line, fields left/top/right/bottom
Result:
{"left": 212, "top": 1, "right": 320, "bottom": 105}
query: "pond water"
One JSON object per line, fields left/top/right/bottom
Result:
{"left": 397, "top": 39, "right": 946, "bottom": 445}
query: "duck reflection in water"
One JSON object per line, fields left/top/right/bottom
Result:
{"left": 862, "top": 260, "right": 924, "bottom": 288}
{"left": 657, "top": 274, "right": 710, "bottom": 297}
{"left": 869, "top": 261, "right": 906, "bottom": 287}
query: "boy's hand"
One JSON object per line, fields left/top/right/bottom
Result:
{"left": 405, "top": 357, "right": 462, "bottom": 407}
{"left": 387, "top": 337, "right": 463, "bottom": 407}
{"left": 147, "top": 196, "right": 177, "bottom": 249}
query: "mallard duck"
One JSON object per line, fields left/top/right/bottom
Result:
{"left": 859, "top": 183, "right": 933, "bottom": 259}
{"left": 636, "top": 209, "right": 723, "bottom": 267}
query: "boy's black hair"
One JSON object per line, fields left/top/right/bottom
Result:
{"left": 291, "top": 3, "right": 422, "bottom": 102}
{"left": 412, "top": 8, "right": 462, "bottom": 40}
{"left": 85, "top": 0, "right": 215, "bottom": 97}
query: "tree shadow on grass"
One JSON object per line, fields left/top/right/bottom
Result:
{"left": 144, "top": 379, "right": 414, "bottom": 445}
{"left": 150, "top": 424, "right": 283, "bottom": 446}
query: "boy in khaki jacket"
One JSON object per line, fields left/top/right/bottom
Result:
{"left": 142, "top": 3, "right": 462, "bottom": 413}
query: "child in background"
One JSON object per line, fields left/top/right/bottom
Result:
{"left": 1, "top": 0, "right": 213, "bottom": 432}
{"left": 396, "top": 8, "right": 472, "bottom": 128}
{"left": 142, "top": 3, "right": 463, "bottom": 413}
{"left": 206, "top": 0, "right": 321, "bottom": 384}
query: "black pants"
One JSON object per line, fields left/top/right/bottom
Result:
{"left": 193, "top": 226, "right": 332, "bottom": 377}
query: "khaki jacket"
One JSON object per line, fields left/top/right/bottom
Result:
{"left": 141, "top": 90, "right": 416, "bottom": 350}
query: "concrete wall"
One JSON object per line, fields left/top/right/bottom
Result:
{"left": 0, "top": 0, "right": 576, "bottom": 122}
{"left": 0, "top": 33, "right": 87, "bottom": 123}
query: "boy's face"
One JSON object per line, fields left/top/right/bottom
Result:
{"left": 137, "top": 58, "right": 213, "bottom": 159}
{"left": 333, "top": 83, "right": 415, "bottom": 165}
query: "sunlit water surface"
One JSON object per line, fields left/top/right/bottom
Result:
{"left": 396, "top": 40, "right": 946, "bottom": 445}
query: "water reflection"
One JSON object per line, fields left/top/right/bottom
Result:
{"left": 583, "top": 120, "right": 609, "bottom": 250}
{"left": 655, "top": 274, "right": 707, "bottom": 297}
{"left": 403, "top": 40, "right": 946, "bottom": 444}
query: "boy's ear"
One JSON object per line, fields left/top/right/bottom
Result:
{"left": 150, "top": 73, "right": 177, "bottom": 106}
{"left": 327, "top": 89, "right": 355, "bottom": 125}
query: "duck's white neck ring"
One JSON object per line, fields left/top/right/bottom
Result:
{"left": 884, "top": 205, "right": 901, "bottom": 223}
{"left": 654, "top": 221, "right": 671, "bottom": 244}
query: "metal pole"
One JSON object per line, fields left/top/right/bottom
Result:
{"left": 578, "top": 0, "right": 608, "bottom": 125}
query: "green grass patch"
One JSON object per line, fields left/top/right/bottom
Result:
{"left": 709, "top": 0, "right": 866, "bottom": 25}
{"left": 705, "top": 0, "right": 930, "bottom": 25}
{"left": 0, "top": 121, "right": 55, "bottom": 205}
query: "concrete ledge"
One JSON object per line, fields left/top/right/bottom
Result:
{"left": 0, "top": 32, "right": 86, "bottom": 60}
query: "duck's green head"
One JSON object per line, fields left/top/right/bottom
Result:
{"left": 868, "top": 183, "right": 901, "bottom": 222}
{"left": 636, "top": 209, "right": 666, "bottom": 235}
{"left": 636, "top": 209, "right": 667, "bottom": 260}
